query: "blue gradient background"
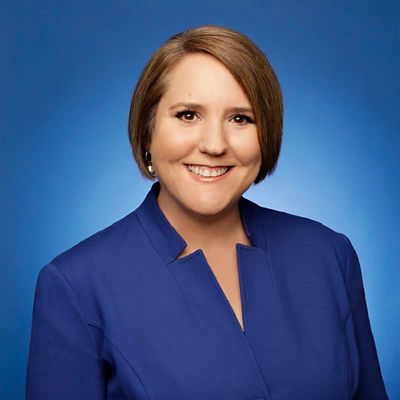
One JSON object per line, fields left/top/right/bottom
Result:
{"left": 1, "top": 1, "right": 399, "bottom": 398}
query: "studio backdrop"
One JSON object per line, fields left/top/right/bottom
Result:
{"left": 1, "top": 1, "right": 399, "bottom": 399}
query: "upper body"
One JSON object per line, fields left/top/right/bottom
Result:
{"left": 26, "top": 26, "right": 388, "bottom": 399}
{"left": 26, "top": 181, "right": 388, "bottom": 399}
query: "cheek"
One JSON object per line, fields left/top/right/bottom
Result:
{"left": 230, "top": 131, "right": 262, "bottom": 166}
{"left": 151, "top": 124, "right": 194, "bottom": 163}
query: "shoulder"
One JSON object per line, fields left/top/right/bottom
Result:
{"left": 244, "top": 197, "right": 349, "bottom": 263}
{"left": 245, "top": 199, "right": 360, "bottom": 299}
{"left": 46, "top": 208, "right": 145, "bottom": 280}
{"left": 246, "top": 196, "right": 343, "bottom": 237}
{"left": 262, "top": 204, "right": 340, "bottom": 237}
{"left": 36, "top": 208, "right": 149, "bottom": 324}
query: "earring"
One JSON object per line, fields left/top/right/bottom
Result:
{"left": 144, "top": 150, "right": 156, "bottom": 177}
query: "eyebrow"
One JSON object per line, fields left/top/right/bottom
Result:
{"left": 169, "top": 102, "right": 203, "bottom": 111}
{"left": 228, "top": 106, "right": 254, "bottom": 114}
{"left": 169, "top": 102, "right": 254, "bottom": 114}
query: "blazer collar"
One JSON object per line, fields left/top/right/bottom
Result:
{"left": 135, "top": 181, "right": 266, "bottom": 264}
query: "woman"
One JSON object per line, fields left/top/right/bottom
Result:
{"left": 26, "top": 26, "right": 388, "bottom": 399}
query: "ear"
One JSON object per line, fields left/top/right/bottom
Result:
{"left": 144, "top": 134, "right": 151, "bottom": 152}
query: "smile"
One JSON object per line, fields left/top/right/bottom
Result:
{"left": 186, "top": 164, "right": 232, "bottom": 178}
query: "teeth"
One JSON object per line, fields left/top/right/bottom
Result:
{"left": 187, "top": 165, "right": 229, "bottom": 177}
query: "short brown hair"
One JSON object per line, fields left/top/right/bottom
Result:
{"left": 128, "top": 25, "right": 283, "bottom": 184}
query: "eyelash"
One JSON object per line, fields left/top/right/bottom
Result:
{"left": 175, "top": 110, "right": 198, "bottom": 122}
{"left": 231, "top": 114, "right": 254, "bottom": 125}
{"left": 175, "top": 110, "right": 254, "bottom": 125}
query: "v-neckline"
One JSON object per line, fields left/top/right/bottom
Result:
{"left": 202, "top": 245, "right": 247, "bottom": 333}
{"left": 176, "top": 240, "right": 252, "bottom": 333}
{"left": 174, "top": 243, "right": 253, "bottom": 335}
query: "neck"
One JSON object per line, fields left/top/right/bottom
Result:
{"left": 157, "top": 192, "right": 251, "bottom": 256}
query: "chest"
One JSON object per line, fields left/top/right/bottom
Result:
{"left": 204, "top": 248, "right": 244, "bottom": 331}
{"left": 94, "top": 243, "right": 354, "bottom": 400}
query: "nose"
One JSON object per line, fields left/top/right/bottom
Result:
{"left": 198, "top": 119, "right": 228, "bottom": 156}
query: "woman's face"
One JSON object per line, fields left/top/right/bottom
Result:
{"left": 150, "top": 52, "right": 262, "bottom": 218}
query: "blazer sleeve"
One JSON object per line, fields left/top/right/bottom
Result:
{"left": 341, "top": 234, "right": 389, "bottom": 399}
{"left": 26, "top": 263, "right": 106, "bottom": 399}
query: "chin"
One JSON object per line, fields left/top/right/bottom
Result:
{"left": 189, "top": 206, "right": 226, "bottom": 218}
{"left": 185, "top": 197, "right": 233, "bottom": 217}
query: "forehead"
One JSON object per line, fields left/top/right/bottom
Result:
{"left": 160, "top": 53, "right": 251, "bottom": 106}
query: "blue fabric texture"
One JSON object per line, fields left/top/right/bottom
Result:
{"left": 26, "top": 181, "right": 388, "bottom": 399}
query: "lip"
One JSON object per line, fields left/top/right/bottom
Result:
{"left": 184, "top": 164, "right": 233, "bottom": 182}
{"left": 184, "top": 163, "right": 233, "bottom": 169}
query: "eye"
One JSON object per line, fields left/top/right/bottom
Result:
{"left": 231, "top": 114, "right": 255, "bottom": 125}
{"left": 175, "top": 109, "right": 198, "bottom": 123}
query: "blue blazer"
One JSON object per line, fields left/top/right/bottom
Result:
{"left": 26, "top": 182, "right": 388, "bottom": 399}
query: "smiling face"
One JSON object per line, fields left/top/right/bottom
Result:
{"left": 149, "top": 52, "right": 262, "bottom": 218}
